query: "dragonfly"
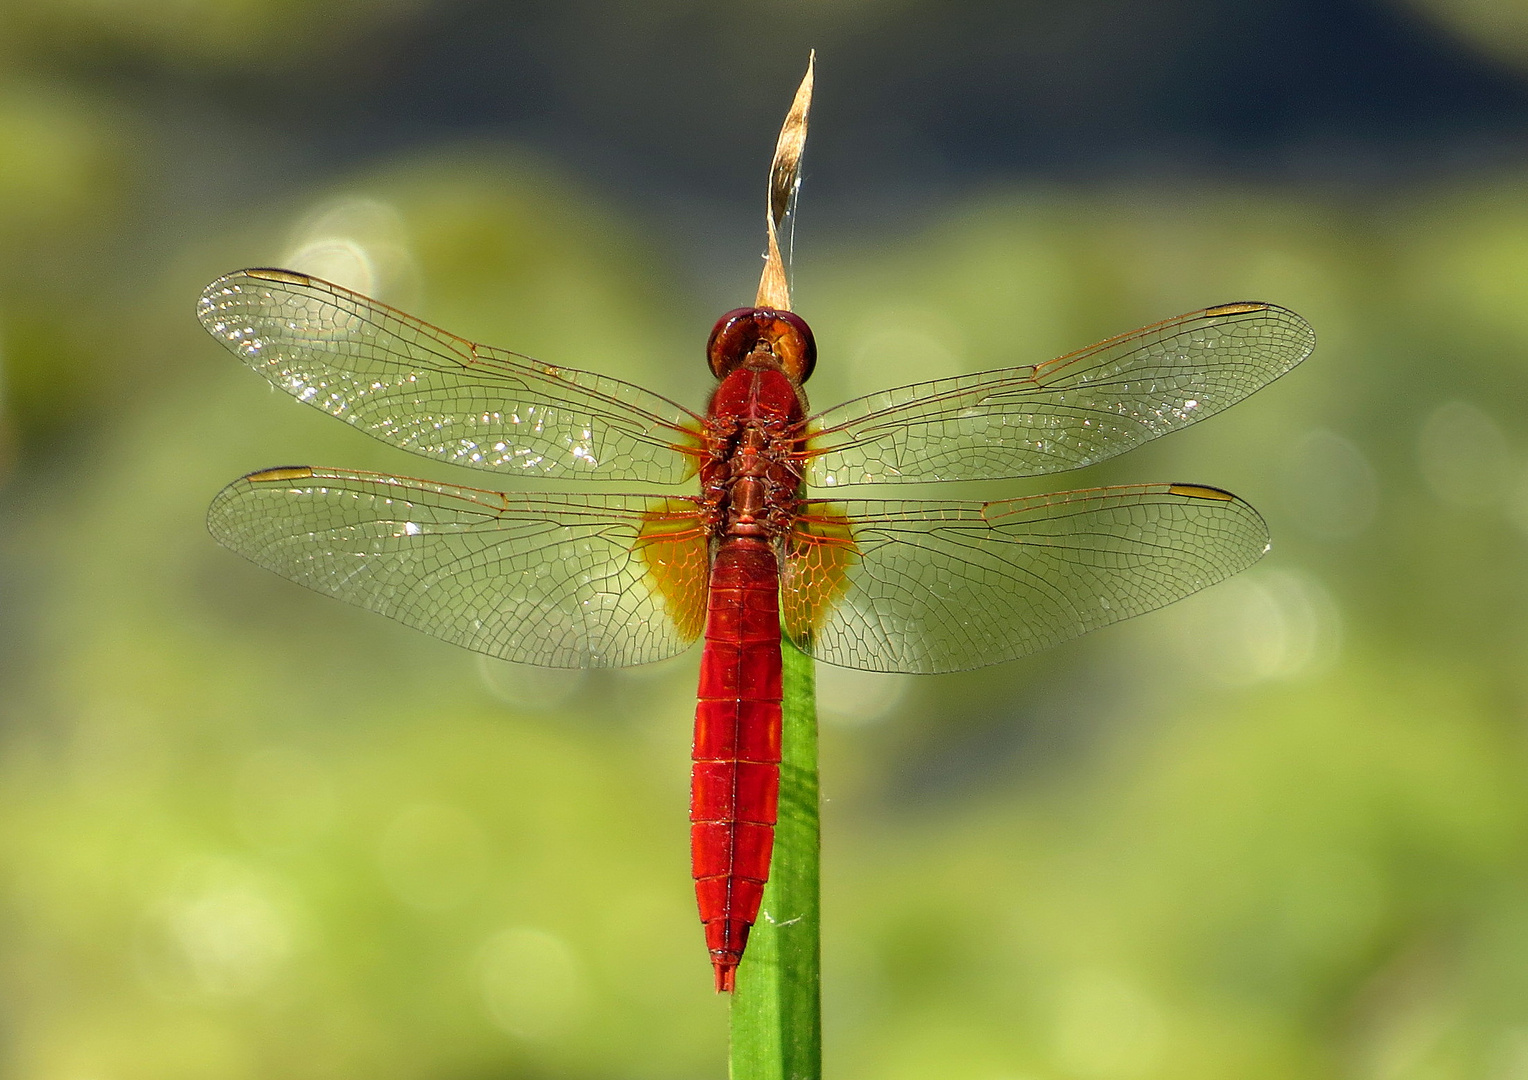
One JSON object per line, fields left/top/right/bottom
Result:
{"left": 200, "top": 267, "right": 1313, "bottom": 991}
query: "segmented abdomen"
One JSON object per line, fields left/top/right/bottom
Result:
{"left": 691, "top": 535, "right": 782, "bottom": 993}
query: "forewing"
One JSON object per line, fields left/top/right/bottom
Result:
{"left": 199, "top": 269, "right": 702, "bottom": 483}
{"left": 805, "top": 303, "right": 1313, "bottom": 485}
{"left": 207, "top": 467, "right": 709, "bottom": 667}
{"left": 783, "top": 484, "right": 1268, "bottom": 673}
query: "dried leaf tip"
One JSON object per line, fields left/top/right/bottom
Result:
{"left": 756, "top": 52, "right": 814, "bottom": 311}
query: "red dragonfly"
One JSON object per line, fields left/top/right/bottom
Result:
{"left": 200, "top": 268, "right": 1312, "bottom": 990}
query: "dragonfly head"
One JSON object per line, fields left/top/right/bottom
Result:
{"left": 707, "top": 307, "right": 816, "bottom": 385}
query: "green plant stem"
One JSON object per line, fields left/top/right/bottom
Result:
{"left": 729, "top": 637, "right": 822, "bottom": 1080}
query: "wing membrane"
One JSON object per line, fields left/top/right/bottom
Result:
{"left": 805, "top": 303, "right": 1314, "bottom": 486}
{"left": 199, "top": 269, "right": 702, "bottom": 483}
{"left": 784, "top": 484, "right": 1268, "bottom": 673}
{"left": 207, "top": 466, "right": 707, "bottom": 667}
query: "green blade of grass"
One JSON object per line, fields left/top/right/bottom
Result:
{"left": 729, "top": 636, "right": 821, "bottom": 1080}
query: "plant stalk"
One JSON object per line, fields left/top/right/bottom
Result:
{"left": 728, "top": 637, "right": 821, "bottom": 1080}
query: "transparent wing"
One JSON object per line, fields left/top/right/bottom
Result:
{"left": 782, "top": 484, "right": 1268, "bottom": 673}
{"left": 199, "top": 269, "right": 703, "bottom": 483}
{"left": 207, "top": 466, "right": 709, "bottom": 667}
{"left": 804, "top": 303, "right": 1313, "bottom": 486}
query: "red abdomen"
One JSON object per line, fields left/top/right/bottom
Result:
{"left": 691, "top": 536, "right": 783, "bottom": 993}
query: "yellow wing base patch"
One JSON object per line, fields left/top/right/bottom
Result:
{"left": 634, "top": 502, "right": 710, "bottom": 643}
{"left": 781, "top": 505, "right": 858, "bottom": 642}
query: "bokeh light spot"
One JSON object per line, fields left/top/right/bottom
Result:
{"left": 1051, "top": 969, "right": 1165, "bottom": 1079}
{"left": 817, "top": 665, "right": 910, "bottom": 726}
{"left": 848, "top": 307, "right": 965, "bottom": 394}
{"left": 1171, "top": 569, "right": 1342, "bottom": 685}
{"left": 1417, "top": 400, "right": 1511, "bottom": 508}
{"left": 283, "top": 195, "right": 417, "bottom": 302}
{"left": 136, "top": 859, "right": 295, "bottom": 1000}
{"left": 377, "top": 803, "right": 490, "bottom": 912}
{"left": 477, "top": 654, "right": 588, "bottom": 712}
{"left": 479, "top": 927, "right": 585, "bottom": 1040}
{"left": 1280, "top": 428, "right": 1380, "bottom": 540}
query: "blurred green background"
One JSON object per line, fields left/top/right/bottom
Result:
{"left": 7, "top": 1, "right": 1528, "bottom": 1077}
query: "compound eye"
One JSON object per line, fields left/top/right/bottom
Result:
{"left": 707, "top": 309, "right": 758, "bottom": 378}
{"left": 705, "top": 307, "right": 817, "bottom": 383}
{"left": 767, "top": 310, "right": 816, "bottom": 383}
